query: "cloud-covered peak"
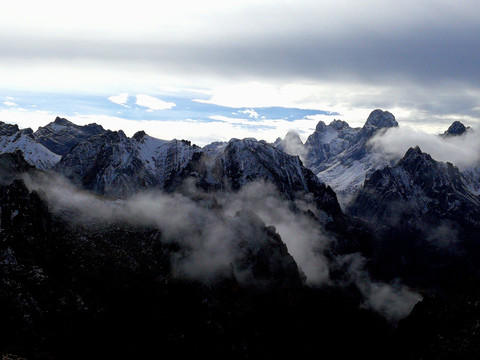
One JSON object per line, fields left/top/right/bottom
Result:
{"left": 443, "top": 121, "right": 470, "bottom": 137}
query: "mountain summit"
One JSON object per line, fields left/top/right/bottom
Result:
{"left": 34, "top": 117, "right": 105, "bottom": 156}
{"left": 442, "top": 121, "right": 470, "bottom": 137}
{"left": 364, "top": 109, "right": 398, "bottom": 129}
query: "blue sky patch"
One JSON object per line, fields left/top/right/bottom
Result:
{"left": 1, "top": 91, "right": 338, "bottom": 125}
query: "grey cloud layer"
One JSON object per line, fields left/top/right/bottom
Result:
{"left": 2, "top": 25, "right": 479, "bottom": 86}
{"left": 1, "top": 1, "right": 479, "bottom": 124}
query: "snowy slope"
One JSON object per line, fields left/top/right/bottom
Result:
{"left": 132, "top": 131, "right": 199, "bottom": 188}
{"left": 207, "top": 138, "right": 310, "bottom": 193}
{"left": 55, "top": 129, "right": 200, "bottom": 197}
{"left": 306, "top": 110, "right": 398, "bottom": 206}
{"left": 304, "top": 119, "right": 360, "bottom": 167}
{"left": 348, "top": 146, "right": 480, "bottom": 230}
{"left": 272, "top": 110, "right": 400, "bottom": 206}
{"left": 54, "top": 132, "right": 343, "bottom": 222}
{"left": 0, "top": 122, "right": 61, "bottom": 170}
{"left": 462, "top": 167, "right": 480, "bottom": 196}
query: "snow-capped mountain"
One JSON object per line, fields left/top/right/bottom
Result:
{"left": 190, "top": 138, "right": 343, "bottom": 220}
{"left": 0, "top": 122, "right": 61, "bottom": 170}
{"left": 311, "top": 110, "right": 399, "bottom": 204}
{"left": 304, "top": 119, "right": 360, "bottom": 167}
{"left": 198, "top": 138, "right": 321, "bottom": 195}
{"left": 344, "top": 145, "right": 480, "bottom": 296}
{"left": 347, "top": 146, "right": 480, "bottom": 231}
{"left": 55, "top": 132, "right": 343, "bottom": 221}
{"left": 440, "top": 121, "right": 480, "bottom": 196}
{"left": 462, "top": 167, "right": 480, "bottom": 196}
{"left": 54, "top": 129, "right": 199, "bottom": 197}
{"left": 0, "top": 117, "right": 105, "bottom": 171}
{"left": 34, "top": 117, "right": 105, "bottom": 156}
{"left": 273, "top": 109, "right": 399, "bottom": 206}
{"left": 441, "top": 120, "right": 470, "bottom": 137}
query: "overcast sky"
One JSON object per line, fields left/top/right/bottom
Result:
{"left": 1, "top": 0, "right": 479, "bottom": 144}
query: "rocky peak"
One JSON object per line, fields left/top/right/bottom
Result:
{"left": 285, "top": 129, "right": 301, "bottom": 139}
{"left": 314, "top": 121, "right": 328, "bottom": 133}
{"left": 0, "top": 121, "right": 20, "bottom": 136}
{"left": 273, "top": 130, "right": 306, "bottom": 159}
{"left": 54, "top": 117, "right": 74, "bottom": 126}
{"left": 34, "top": 117, "right": 106, "bottom": 156}
{"left": 403, "top": 145, "right": 423, "bottom": 158}
{"left": 398, "top": 146, "right": 434, "bottom": 168}
{"left": 19, "top": 128, "right": 34, "bottom": 136}
{"left": 102, "top": 129, "right": 127, "bottom": 143}
{"left": 357, "top": 109, "right": 398, "bottom": 141}
{"left": 133, "top": 130, "right": 147, "bottom": 141}
{"left": 329, "top": 119, "right": 350, "bottom": 131}
{"left": 443, "top": 121, "right": 470, "bottom": 136}
{"left": 364, "top": 109, "right": 398, "bottom": 129}
{"left": 83, "top": 123, "right": 105, "bottom": 133}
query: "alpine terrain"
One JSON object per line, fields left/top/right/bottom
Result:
{"left": 1, "top": 110, "right": 479, "bottom": 359}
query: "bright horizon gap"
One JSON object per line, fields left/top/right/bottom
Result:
{"left": 0, "top": 102, "right": 471, "bottom": 147}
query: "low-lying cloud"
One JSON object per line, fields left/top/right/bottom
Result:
{"left": 23, "top": 173, "right": 421, "bottom": 320}
{"left": 369, "top": 126, "right": 480, "bottom": 168}
{"left": 220, "top": 181, "right": 331, "bottom": 285}
{"left": 337, "top": 254, "right": 422, "bottom": 322}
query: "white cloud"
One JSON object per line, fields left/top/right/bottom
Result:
{"left": 108, "top": 92, "right": 129, "bottom": 106}
{"left": 239, "top": 109, "right": 259, "bottom": 118}
{"left": 0, "top": 1, "right": 478, "bottom": 136}
{"left": 369, "top": 126, "right": 480, "bottom": 168}
{"left": 0, "top": 108, "right": 54, "bottom": 130}
{"left": 3, "top": 101, "right": 17, "bottom": 106}
{"left": 135, "top": 94, "right": 176, "bottom": 111}
{"left": 193, "top": 82, "right": 394, "bottom": 129}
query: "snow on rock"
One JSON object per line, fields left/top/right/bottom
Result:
{"left": 271, "top": 110, "right": 401, "bottom": 207}
{"left": 34, "top": 117, "right": 105, "bottom": 156}
{"left": 55, "top": 129, "right": 200, "bottom": 197}
{"left": 54, "top": 131, "right": 343, "bottom": 223}
{"left": 347, "top": 146, "right": 480, "bottom": 230}
{"left": 304, "top": 110, "right": 398, "bottom": 206}
{"left": 0, "top": 122, "right": 61, "bottom": 170}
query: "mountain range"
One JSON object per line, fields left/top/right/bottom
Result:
{"left": 1, "top": 110, "right": 480, "bottom": 359}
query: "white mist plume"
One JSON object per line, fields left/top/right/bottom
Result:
{"left": 426, "top": 223, "right": 459, "bottom": 249}
{"left": 25, "top": 174, "right": 329, "bottom": 285}
{"left": 337, "top": 253, "right": 422, "bottom": 322}
{"left": 24, "top": 173, "right": 238, "bottom": 281}
{"left": 219, "top": 181, "right": 331, "bottom": 285}
{"left": 23, "top": 173, "right": 421, "bottom": 320}
{"left": 368, "top": 126, "right": 480, "bottom": 168}
{"left": 277, "top": 130, "right": 308, "bottom": 163}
